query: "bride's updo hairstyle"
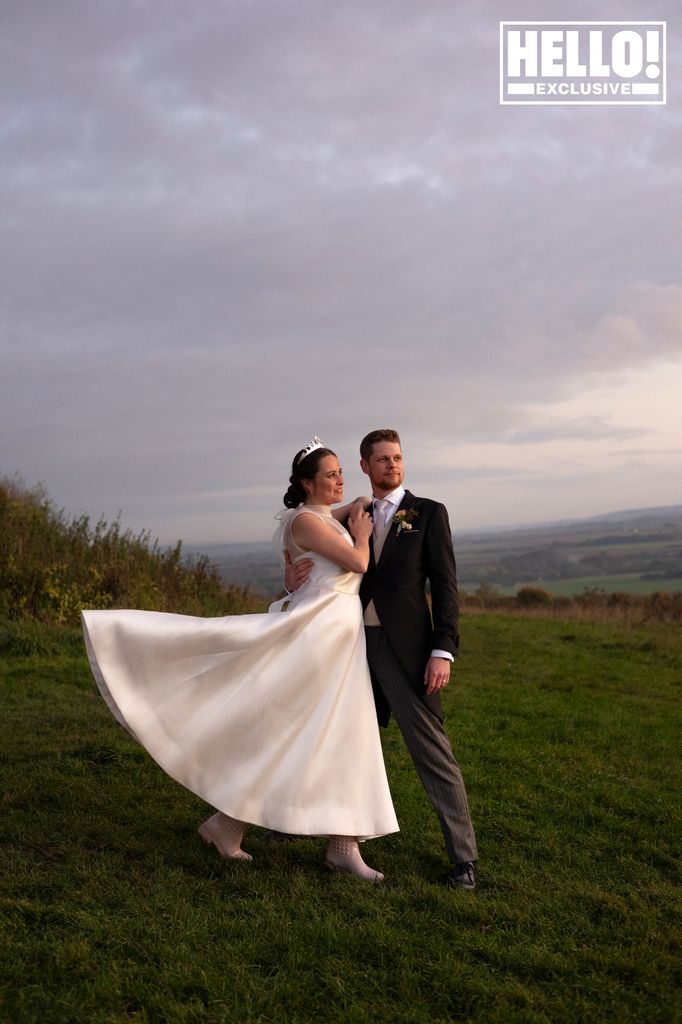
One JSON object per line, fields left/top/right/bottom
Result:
{"left": 283, "top": 446, "right": 337, "bottom": 508}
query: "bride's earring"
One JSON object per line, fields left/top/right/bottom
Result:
{"left": 198, "top": 812, "right": 252, "bottom": 861}
{"left": 325, "top": 836, "right": 384, "bottom": 883}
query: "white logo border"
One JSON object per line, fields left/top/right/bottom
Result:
{"left": 499, "top": 20, "right": 667, "bottom": 106}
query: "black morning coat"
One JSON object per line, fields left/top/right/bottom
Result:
{"left": 359, "top": 490, "right": 460, "bottom": 727}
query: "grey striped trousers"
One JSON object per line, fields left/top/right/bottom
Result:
{"left": 365, "top": 627, "right": 477, "bottom": 865}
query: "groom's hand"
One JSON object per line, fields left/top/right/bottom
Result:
{"left": 424, "top": 657, "right": 451, "bottom": 695}
{"left": 283, "top": 550, "right": 312, "bottom": 592}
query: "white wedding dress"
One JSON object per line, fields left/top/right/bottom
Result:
{"left": 81, "top": 506, "right": 398, "bottom": 840}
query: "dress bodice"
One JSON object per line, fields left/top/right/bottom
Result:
{"left": 274, "top": 505, "right": 361, "bottom": 598}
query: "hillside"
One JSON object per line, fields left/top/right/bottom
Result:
{"left": 0, "top": 475, "right": 264, "bottom": 627}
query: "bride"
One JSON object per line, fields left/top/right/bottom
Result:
{"left": 81, "top": 437, "right": 398, "bottom": 882}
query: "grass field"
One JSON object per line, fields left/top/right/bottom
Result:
{"left": 1, "top": 615, "right": 681, "bottom": 1023}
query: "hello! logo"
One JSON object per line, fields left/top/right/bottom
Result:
{"left": 500, "top": 22, "right": 666, "bottom": 105}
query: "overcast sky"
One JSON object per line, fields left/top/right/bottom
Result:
{"left": 2, "top": 0, "right": 680, "bottom": 544}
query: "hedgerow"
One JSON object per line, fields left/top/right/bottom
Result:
{"left": 0, "top": 475, "right": 263, "bottom": 627}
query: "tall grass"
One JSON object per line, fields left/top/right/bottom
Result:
{"left": 463, "top": 584, "right": 682, "bottom": 625}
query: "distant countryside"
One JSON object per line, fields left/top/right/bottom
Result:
{"left": 193, "top": 504, "right": 682, "bottom": 599}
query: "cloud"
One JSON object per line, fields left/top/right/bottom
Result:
{"left": 504, "top": 417, "right": 649, "bottom": 445}
{"left": 1, "top": 1, "right": 681, "bottom": 539}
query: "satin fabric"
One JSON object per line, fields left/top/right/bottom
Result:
{"left": 81, "top": 506, "right": 398, "bottom": 840}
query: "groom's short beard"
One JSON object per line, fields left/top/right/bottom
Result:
{"left": 374, "top": 472, "right": 403, "bottom": 489}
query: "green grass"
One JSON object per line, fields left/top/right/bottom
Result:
{"left": 1, "top": 615, "right": 681, "bottom": 1023}
{"left": 498, "top": 574, "right": 682, "bottom": 597}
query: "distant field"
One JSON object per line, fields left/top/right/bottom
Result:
{"left": 500, "top": 574, "right": 682, "bottom": 597}
{"left": 566, "top": 539, "right": 680, "bottom": 556}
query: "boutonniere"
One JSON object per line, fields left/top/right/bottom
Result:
{"left": 393, "top": 508, "right": 419, "bottom": 534}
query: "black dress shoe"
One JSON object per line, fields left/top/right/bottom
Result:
{"left": 447, "top": 861, "right": 477, "bottom": 889}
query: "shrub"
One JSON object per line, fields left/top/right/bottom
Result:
{"left": 0, "top": 474, "right": 265, "bottom": 628}
{"left": 515, "top": 586, "right": 553, "bottom": 607}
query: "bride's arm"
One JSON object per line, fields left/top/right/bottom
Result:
{"left": 291, "top": 509, "right": 372, "bottom": 574}
{"left": 332, "top": 496, "right": 371, "bottom": 523}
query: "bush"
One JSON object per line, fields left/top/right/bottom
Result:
{"left": 0, "top": 474, "right": 265, "bottom": 628}
{"left": 643, "top": 591, "right": 682, "bottom": 623}
{"left": 515, "top": 586, "right": 553, "bottom": 607}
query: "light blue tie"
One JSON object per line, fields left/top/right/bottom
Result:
{"left": 373, "top": 498, "right": 391, "bottom": 534}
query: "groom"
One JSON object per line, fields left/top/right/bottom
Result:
{"left": 287, "top": 429, "right": 477, "bottom": 889}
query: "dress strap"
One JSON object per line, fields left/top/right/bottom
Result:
{"left": 289, "top": 507, "right": 331, "bottom": 525}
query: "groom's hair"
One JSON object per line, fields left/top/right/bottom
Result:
{"left": 360, "top": 429, "right": 401, "bottom": 461}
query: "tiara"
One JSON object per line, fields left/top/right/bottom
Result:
{"left": 296, "top": 436, "right": 326, "bottom": 465}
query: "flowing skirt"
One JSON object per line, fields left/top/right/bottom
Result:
{"left": 82, "top": 587, "right": 398, "bottom": 839}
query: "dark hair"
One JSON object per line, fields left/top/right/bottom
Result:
{"left": 360, "top": 429, "right": 401, "bottom": 461}
{"left": 283, "top": 446, "right": 337, "bottom": 508}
